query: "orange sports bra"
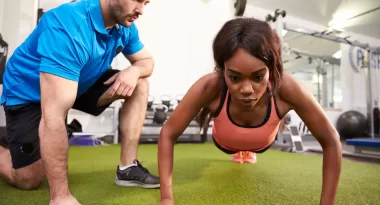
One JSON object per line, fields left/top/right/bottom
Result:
{"left": 212, "top": 83, "right": 282, "bottom": 152}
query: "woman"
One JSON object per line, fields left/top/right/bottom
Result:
{"left": 157, "top": 18, "right": 342, "bottom": 205}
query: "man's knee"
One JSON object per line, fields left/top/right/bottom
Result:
{"left": 135, "top": 78, "right": 150, "bottom": 95}
{"left": 13, "top": 160, "right": 45, "bottom": 190}
{"left": 15, "top": 175, "right": 44, "bottom": 190}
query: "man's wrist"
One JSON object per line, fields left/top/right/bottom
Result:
{"left": 127, "top": 65, "right": 141, "bottom": 77}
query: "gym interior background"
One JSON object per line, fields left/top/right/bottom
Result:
{"left": 1, "top": 0, "right": 380, "bottom": 204}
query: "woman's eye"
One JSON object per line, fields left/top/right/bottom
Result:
{"left": 230, "top": 76, "right": 240, "bottom": 81}
{"left": 254, "top": 76, "right": 264, "bottom": 81}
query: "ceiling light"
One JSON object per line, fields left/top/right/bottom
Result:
{"left": 328, "top": 10, "right": 355, "bottom": 30}
{"left": 333, "top": 50, "right": 342, "bottom": 59}
{"left": 282, "top": 29, "right": 288, "bottom": 36}
{"left": 296, "top": 28, "right": 306, "bottom": 32}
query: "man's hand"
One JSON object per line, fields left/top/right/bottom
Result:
{"left": 157, "top": 199, "right": 174, "bottom": 205}
{"left": 103, "top": 66, "right": 141, "bottom": 97}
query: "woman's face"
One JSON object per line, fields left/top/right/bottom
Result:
{"left": 224, "top": 48, "right": 269, "bottom": 108}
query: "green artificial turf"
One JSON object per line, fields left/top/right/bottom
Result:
{"left": 1, "top": 142, "right": 380, "bottom": 205}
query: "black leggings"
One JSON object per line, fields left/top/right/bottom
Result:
{"left": 213, "top": 136, "right": 273, "bottom": 154}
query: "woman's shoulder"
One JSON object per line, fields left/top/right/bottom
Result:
{"left": 188, "top": 71, "right": 224, "bottom": 96}
{"left": 202, "top": 71, "right": 224, "bottom": 92}
{"left": 194, "top": 71, "right": 225, "bottom": 112}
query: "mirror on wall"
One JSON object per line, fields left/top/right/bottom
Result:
{"left": 281, "top": 29, "right": 342, "bottom": 109}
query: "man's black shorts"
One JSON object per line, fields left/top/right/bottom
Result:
{"left": 1, "top": 69, "right": 119, "bottom": 169}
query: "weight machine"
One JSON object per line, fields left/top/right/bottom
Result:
{"left": 274, "top": 114, "right": 308, "bottom": 153}
{"left": 281, "top": 125, "right": 306, "bottom": 153}
{"left": 260, "top": 7, "right": 380, "bottom": 158}
{"left": 263, "top": 8, "right": 380, "bottom": 139}
{"left": 232, "top": 2, "right": 380, "bottom": 138}
{"left": 137, "top": 95, "right": 209, "bottom": 144}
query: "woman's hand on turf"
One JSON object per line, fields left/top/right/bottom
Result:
{"left": 320, "top": 197, "right": 336, "bottom": 205}
{"left": 157, "top": 199, "right": 174, "bottom": 205}
{"left": 103, "top": 66, "right": 140, "bottom": 97}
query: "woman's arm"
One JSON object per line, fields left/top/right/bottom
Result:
{"left": 158, "top": 72, "right": 222, "bottom": 203}
{"left": 279, "top": 73, "right": 342, "bottom": 205}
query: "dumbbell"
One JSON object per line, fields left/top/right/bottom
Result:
{"left": 147, "top": 95, "right": 155, "bottom": 111}
{"left": 175, "top": 94, "right": 184, "bottom": 104}
{"left": 275, "top": 9, "right": 286, "bottom": 18}
{"left": 160, "top": 95, "right": 172, "bottom": 108}
{"left": 152, "top": 104, "right": 169, "bottom": 124}
{"left": 265, "top": 9, "right": 286, "bottom": 22}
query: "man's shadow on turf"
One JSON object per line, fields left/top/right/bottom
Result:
{"left": 0, "top": 157, "right": 215, "bottom": 204}
{"left": 66, "top": 158, "right": 212, "bottom": 204}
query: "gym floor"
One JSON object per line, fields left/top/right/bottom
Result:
{"left": 295, "top": 135, "right": 380, "bottom": 165}
{"left": 1, "top": 142, "right": 379, "bottom": 205}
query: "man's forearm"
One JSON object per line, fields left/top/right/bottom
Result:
{"left": 131, "top": 58, "right": 154, "bottom": 78}
{"left": 320, "top": 144, "right": 342, "bottom": 205}
{"left": 39, "top": 116, "right": 71, "bottom": 199}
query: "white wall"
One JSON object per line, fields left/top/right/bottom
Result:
{"left": 337, "top": 24, "right": 380, "bottom": 115}
{"left": 39, "top": 0, "right": 68, "bottom": 10}
{"left": 340, "top": 43, "right": 380, "bottom": 115}
{"left": 0, "top": 0, "right": 4, "bottom": 33}
{"left": 112, "top": 0, "right": 236, "bottom": 99}
{"left": 1, "top": 0, "right": 38, "bottom": 58}
{"left": 0, "top": 0, "right": 4, "bottom": 98}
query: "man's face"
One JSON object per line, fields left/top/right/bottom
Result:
{"left": 109, "top": 0, "right": 150, "bottom": 27}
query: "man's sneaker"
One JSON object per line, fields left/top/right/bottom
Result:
{"left": 114, "top": 160, "right": 160, "bottom": 189}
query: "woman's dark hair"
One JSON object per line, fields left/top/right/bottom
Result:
{"left": 197, "top": 17, "right": 284, "bottom": 130}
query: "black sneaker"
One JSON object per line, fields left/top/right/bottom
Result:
{"left": 114, "top": 160, "right": 160, "bottom": 189}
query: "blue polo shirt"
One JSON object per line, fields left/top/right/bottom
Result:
{"left": 1, "top": 0, "right": 144, "bottom": 106}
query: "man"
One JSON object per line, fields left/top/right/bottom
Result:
{"left": 0, "top": 0, "right": 159, "bottom": 204}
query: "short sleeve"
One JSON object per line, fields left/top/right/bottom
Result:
{"left": 122, "top": 23, "right": 144, "bottom": 56}
{"left": 37, "top": 27, "right": 90, "bottom": 82}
